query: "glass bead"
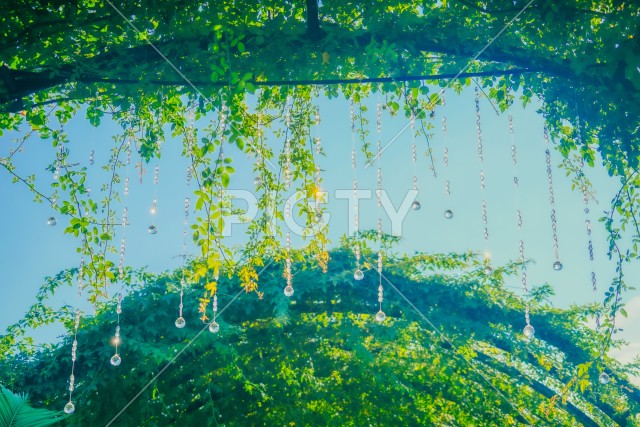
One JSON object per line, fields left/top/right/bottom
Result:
{"left": 110, "top": 354, "right": 122, "bottom": 366}
{"left": 523, "top": 324, "right": 535, "bottom": 339}
{"left": 47, "top": 217, "right": 57, "bottom": 226}
{"left": 411, "top": 201, "right": 421, "bottom": 211}
{"left": 484, "top": 266, "right": 493, "bottom": 275}
{"left": 553, "top": 261, "right": 563, "bottom": 271}
{"left": 284, "top": 285, "right": 294, "bottom": 297}
{"left": 598, "top": 372, "right": 610, "bottom": 385}
{"left": 354, "top": 269, "right": 364, "bottom": 281}
{"left": 209, "top": 321, "right": 220, "bottom": 333}
{"left": 175, "top": 317, "right": 186, "bottom": 329}
{"left": 148, "top": 225, "right": 158, "bottom": 234}
{"left": 116, "top": 307, "right": 122, "bottom": 314}
{"left": 375, "top": 310, "right": 386, "bottom": 322}
{"left": 444, "top": 210, "right": 453, "bottom": 219}
{"left": 64, "top": 401, "right": 75, "bottom": 414}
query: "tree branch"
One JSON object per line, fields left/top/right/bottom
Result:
{"left": 0, "top": 162, "right": 53, "bottom": 205}
{"left": 1, "top": 68, "right": 540, "bottom": 113}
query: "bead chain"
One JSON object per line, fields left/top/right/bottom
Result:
{"left": 210, "top": 127, "right": 223, "bottom": 331}
{"left": 118, "top": 206, "right": 128, "bottom": 278}
{"left": 313, "top": 106, "right": 323, "bottom": 222}
{"left": 376, "top": 101, "right": 382, "bottom": 209}
{"left": 77, "top": 258, "right": 84, "bottom": 297}
{"left": 411, "top": 113, "right": 418, "bottom": 192}
{"left": 314, "top": 106, "right": 322, "bottom": 154}
{"left": 284, "top": 107, "right": 292, "bottom": 190}
{"left": 151, "top": 165, "right": 159, "bottom": 215}
{"left": 351, "top": 102, "right": 363, "bottom": 279}
{"left": 376, "top": 219, "right": 386, "bottom": 322}
{"left": 148, "top": 161, "right": 159, "bottom": 234}
{"left": 442, "top": 93, "right": 450, "bottom": 197}
{"left": 110, "top": 294, "right": 122, "bottom": 366}
{"left": 87, "top": 96, "right": 99, "bottom": 170}
{"left": 217, "top": 103, "right": 227, "bottom": 251}
{"left": 284, "top": 232, "right": 294, "bottom": 296}
{"left": 351, "top": 102, "right": 359, "bottom": 234}
{"left": 209, "top": 268, "right": 220, "bottom": 333}
{"left": 63, "top": 308, "right": 81, "bottom": 414}
{"left": 175, "top": 196, "right": 190, "bottom": 328}
{"left": 283, "top": 100, "right": 293, "bottom": 288}
{"left": 53, "top": 144, "right": 63, "bottom": 181}
{"left": 375, "top": 100, "right": 385, "bottom": 322}
{"left": 213, "top": 289, "right": 218, "bottom": 319}
{"left": 114, "top": 134, "right": 132, "bottom": 363}
{"left": 544, "top": 125, "right": 563, "bottom": 270}
{"left": 176, "top": 112, "right": 197, "bottom": 328}
{"left": 475, "top": 87, "right": 489, "bottom": 241}
{"left": 284, "top": 140, "right": 291, "bottom": 189}
{"left": 509, "top": 115, "right": 534, "bottom": 335}
{"left": 441, "top": 95, "right": 454, "bottom": 219}
{"left": 576, "top": 116, "right": 599, "bottom": 329}
{"left": 254, "top": 113, "right": 264, "bottom": 187}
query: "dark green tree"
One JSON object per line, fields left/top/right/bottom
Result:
{"left": 1, "top": 247, "right": 638, "bottom": 426}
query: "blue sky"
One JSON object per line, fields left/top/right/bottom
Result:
{"left": 0, "top": 86, "right": 638, "bottom": 368}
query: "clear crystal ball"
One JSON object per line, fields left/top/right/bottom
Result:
{"left": 598, "top": 372, "right": 610, "bottom": 385}
{"left": 64, "top": 401, "right": 75, "bottom": 414}
{"left": 175, "top": 317, "right": 186, "bottom": 329}
{"left": 523, "top": 324, "right": 535, "bottom": 339}
{"left": 110, "top": 354, "right": 122, "bottom": 366}
{"left": 209, "top": 321, "right": 220, "bottom": 333}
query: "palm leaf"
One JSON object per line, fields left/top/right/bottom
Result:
{"left": 0, "top": 385, "right": 65, "bottom": 427}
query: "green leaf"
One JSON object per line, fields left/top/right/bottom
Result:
{"left": 221, "top": 173, "right": 230, "bottom": 188}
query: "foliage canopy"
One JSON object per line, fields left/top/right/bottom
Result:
{"left": 1, "top": 1, "right": 640, "bottom": 424}
{"left": 2, "top": 248, "right": 640, "bottom": 426}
